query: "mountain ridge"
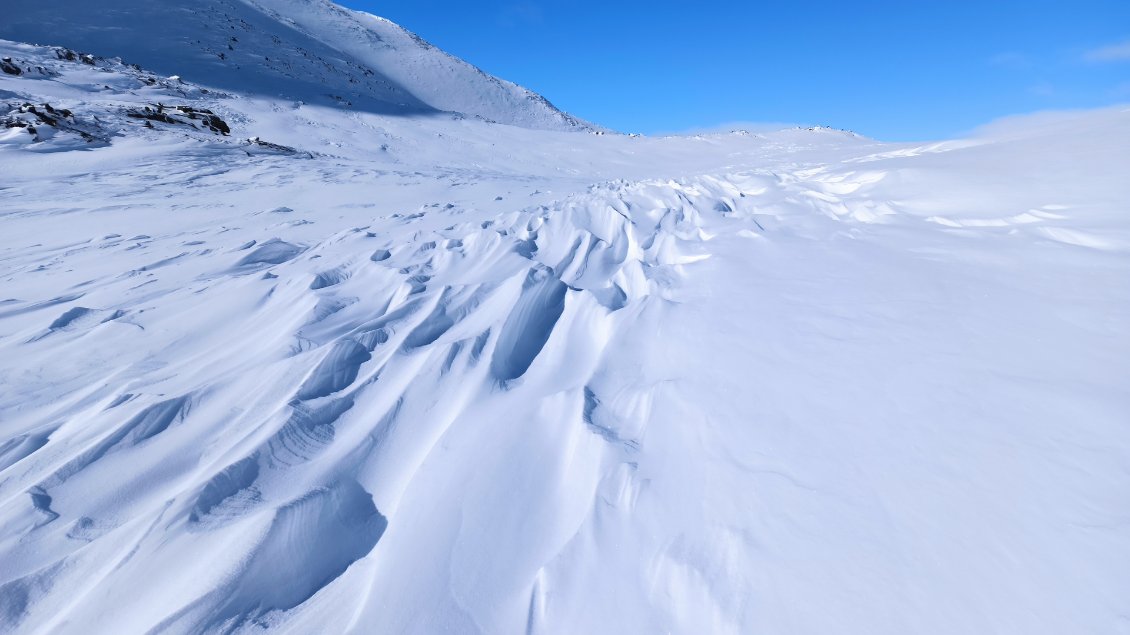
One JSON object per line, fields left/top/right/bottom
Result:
{"left": 0, "top": 0, "right": 592, "bottom": 130}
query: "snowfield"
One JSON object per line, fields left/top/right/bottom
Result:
{"left": 1, "top": 2, "right": 1129, "bottom": 634}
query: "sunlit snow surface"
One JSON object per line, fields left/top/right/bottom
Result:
{"left": 1, "top": 19, "right": 1130, "bottom": 635}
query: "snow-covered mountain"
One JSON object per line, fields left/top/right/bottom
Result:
{"left": 0, "top": 0, "right": 590, "bottom": 130}
{"left": 2, "top": 4, "right": 1129, "bottom": 635}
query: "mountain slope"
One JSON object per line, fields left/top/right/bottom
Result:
{"left": 244, "top": 0, "right": 590, "bottom": 130}
{"left": 0, "top": 0, "right": 589, "bottom": 130}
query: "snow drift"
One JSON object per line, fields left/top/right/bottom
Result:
{"left": 1, "top": 5, "right": 1129, "bottom": 635}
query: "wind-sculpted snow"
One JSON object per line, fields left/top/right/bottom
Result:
{"left": 167, "top": 479, "right": 387, "bottom": 632}
{"left": 0, "top": 153, "right": 743, "bottom": 632}
{"left": 39, "top": 396, "right": 192, "bottom": 488}
{"left": 295, "top": 339, "right": 370, "bottom": 400}
{"left": 2, "top": 34, "right": 1130, "bottom": 635}
{"left": 189, "top": 456, "right": 260, "bottom": 525}
{"left": 235, "top": 239, "right": 305, "bottom": 268}
{"left": 490, "top": 269, "right": 568, "bottom": 381}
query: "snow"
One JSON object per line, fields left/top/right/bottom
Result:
{"left": 2, "top": 3, "right": 1130, "bottom": 634}
{"left": 0, "top": 0, "right": 588, "bottom": 130}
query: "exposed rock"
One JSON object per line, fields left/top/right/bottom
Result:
{"left": 0, "top": 57, "right": 20, "bottom": 76}
{"left": 126, "top": 104, "right": 230, "bottom": 135}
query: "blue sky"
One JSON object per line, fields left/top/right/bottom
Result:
{"left": 346, "top": 1, "right": 1130, "bottom": 140}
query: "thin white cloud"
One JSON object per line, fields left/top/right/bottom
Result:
{"left": 1084, "top": 40, "right": 1130, "bottom": 62}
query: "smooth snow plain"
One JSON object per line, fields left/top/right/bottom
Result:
{"left": 1, "top": 3, "right": 1129, "bottom": 634}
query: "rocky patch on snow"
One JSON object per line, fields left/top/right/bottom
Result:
{"left": 1, "top": 102, "right": 104, "bottom": 144}
{"left": 125, "top": 104, "right": 230, "bottom": 135}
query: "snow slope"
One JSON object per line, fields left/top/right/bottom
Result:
{"left": 2, "top": 16, "right": 1130, "bottom": 635}
{"left": 0, "top": 0, "right": 589, "bottom": 130}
